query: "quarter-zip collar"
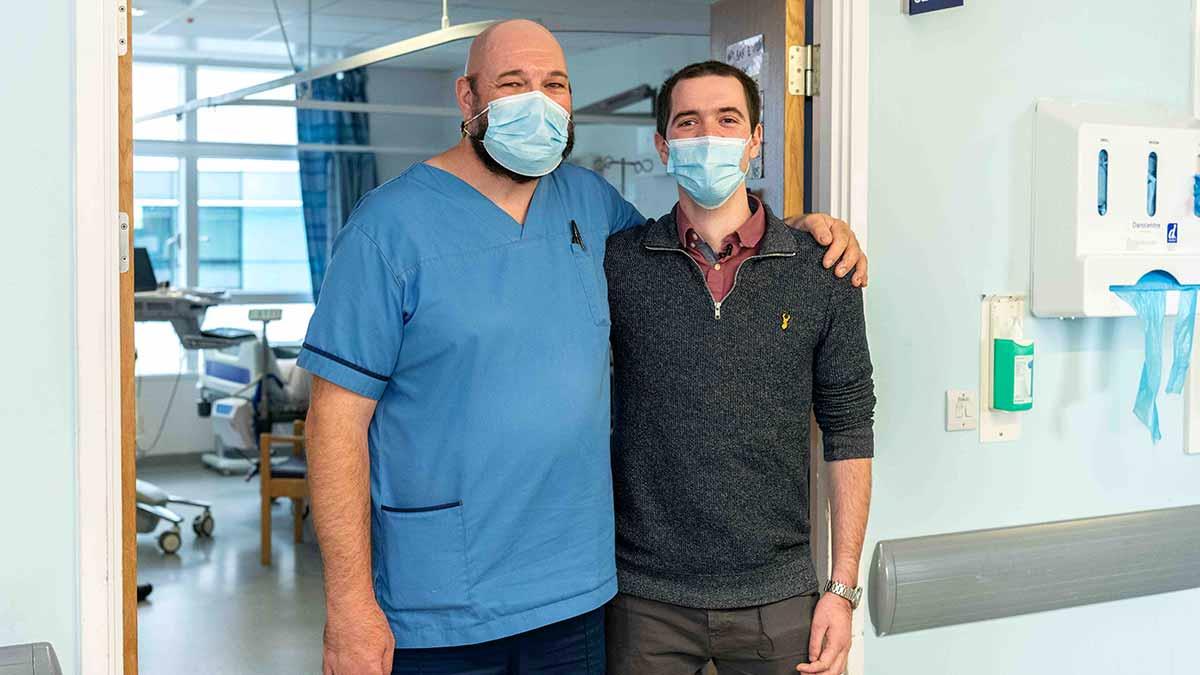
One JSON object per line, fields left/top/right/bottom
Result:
{"left": 641, "top": 198, "right": 800, "bottom": 257}
{"left": 642, "top": 199, "right": 798, "bottom": 320}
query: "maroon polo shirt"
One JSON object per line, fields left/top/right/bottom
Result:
{"left": 676, "top": 195, "right": 766, "bottom": 302}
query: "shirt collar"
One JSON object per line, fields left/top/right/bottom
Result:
{"left": 676, "top": 193, "right": 766, "bottom": 253}
{"left": 643, "top": 198, "right": 797, "bottom": 257}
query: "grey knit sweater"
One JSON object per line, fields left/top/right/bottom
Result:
{"left": 604, "top": 205, "right": 876, "bottom": 609}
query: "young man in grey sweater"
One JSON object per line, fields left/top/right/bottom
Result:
{"left": 603, "top": 61, "right": 876, "bottom": 675}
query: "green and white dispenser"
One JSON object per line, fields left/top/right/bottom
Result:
{"left": 988, "top": 296, "right": 1034, "bottom": 413}
{"left": 993, "top": 337, "right": 1035, "bottom": 412}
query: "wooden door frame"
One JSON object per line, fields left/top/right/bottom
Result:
{"left": 810, "top": 0, "right": 870, "bottom": 673}
{"left": 76, "top": 0, "right": 126, "bottom": 672}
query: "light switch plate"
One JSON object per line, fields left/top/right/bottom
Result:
{"left": 946, "top": 389, "right": 978, "bottom": 431}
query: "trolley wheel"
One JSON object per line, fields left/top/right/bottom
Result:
{"left": 158, "top": 529, "right": 182, "bottom": 555}
{"left": 193, "top": 512, "right": 215, "bottom": 538}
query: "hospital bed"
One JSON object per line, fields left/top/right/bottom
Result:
{"left": 196, "top": 310, "right": 312, "bottom": 475}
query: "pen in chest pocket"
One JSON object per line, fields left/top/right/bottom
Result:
{"left": 570, "top": 220, "right": 586, "bottom": 252}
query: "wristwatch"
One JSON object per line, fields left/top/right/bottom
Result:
{"left": 824, "top": 580, "right": 863, "bottom": 610}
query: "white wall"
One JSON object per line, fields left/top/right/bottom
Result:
{"left": 567, "top": 35, "right": 711, "bottom": 218}
{"left": 366, "top": 65, "right": 461, "bottom": 182}
{"left": 864, "top": 1, "right": 1200, "bottom": 672}
{"left": 0, "top": 0, "right": 79, "bottom": 670}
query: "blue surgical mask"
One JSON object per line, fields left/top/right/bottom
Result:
{"left": 464, "top": 91, "right": 570, "bottom": 177}
{"left": 665, "top": 135, "right": 750, "bottom": 209}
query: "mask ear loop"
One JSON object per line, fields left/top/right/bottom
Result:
{"left": 461, "top": 106, "right": 488, "bottom": 139}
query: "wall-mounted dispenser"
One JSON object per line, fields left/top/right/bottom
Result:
{"left": 988, "top": 296, "right": 1033, "bottom": 412}
{"left": 1032, "top": 101, "right": 1200, "bottom": 318}
{"left": 993, "top": 336, "right": 1034, "bottom": 412}
{"left": 1032, "top": 102, "right": 1200, "bottom": 447}
{"left": 980, "top": 295, "right": 1031, "bottom": 442}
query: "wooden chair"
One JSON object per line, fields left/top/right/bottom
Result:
{"left": 260, "top": 419, "right": 309, "bottom": 566}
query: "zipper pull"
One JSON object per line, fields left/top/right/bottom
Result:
{"left": 714, "top": 302, "right": 722, "bottom": 320}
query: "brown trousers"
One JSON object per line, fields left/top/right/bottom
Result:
{"left": 605, "top": 592, "right": 818, "bottom": 675}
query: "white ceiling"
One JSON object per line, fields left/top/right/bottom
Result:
{"left": 132, "top": 0, "right": 713, "bottom": 69}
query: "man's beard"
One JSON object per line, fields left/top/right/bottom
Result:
{"left": 466, "top": 113, "right": 576, "bottom": 183}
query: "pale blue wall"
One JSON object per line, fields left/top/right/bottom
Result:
{"left": 0, "top": 0, "right": 79, "bottom": 671}
{"left": 865, "top": 1, "right": 1200, "bottom": 672}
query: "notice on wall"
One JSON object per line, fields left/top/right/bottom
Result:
{"left": 726, "top": 34, "right": 763, "bottom": 78}
{"left": 725, "top": 34, "right": 766, "bottom": 180}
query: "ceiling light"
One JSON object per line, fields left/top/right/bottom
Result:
{"left": 131, "top": 7, "right": 146, "bottom": 17}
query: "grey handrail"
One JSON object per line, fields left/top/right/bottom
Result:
{"left": 0, "top": 643, "right": 62, "bottom": 675}
{"left": 869, "top": 505, "right": 1200, "bottom": 636}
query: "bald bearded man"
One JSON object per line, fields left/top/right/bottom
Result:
{"left": 299, "top": 20, "right": 867, "bottom": 675}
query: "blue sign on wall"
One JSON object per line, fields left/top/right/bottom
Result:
{"left": 907, "top": 0, "right": 964, "bottom": 15}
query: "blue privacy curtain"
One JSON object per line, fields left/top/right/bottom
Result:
{"left": 297, "top": 68, "right": 377, "bottom": 301}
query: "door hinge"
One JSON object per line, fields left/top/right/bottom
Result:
{"left": 788, "top": 44, "right": 819, "bottom": 97}
{"left": 119, "top": 212, "right": 131, "bottom": 273}
{"left": 117, "top": 1, "right": 129, "bottom": 56}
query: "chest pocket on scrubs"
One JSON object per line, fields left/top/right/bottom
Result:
{"left": 378, "top": 501, "right": 473, "bottom": 611}
{"left": 570, "top": 228, "right": 610, "bottom": 326}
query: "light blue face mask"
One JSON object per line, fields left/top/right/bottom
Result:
{"left": 463, "top": 91, "right": 570, "bottom": 178}
{"left": 665, "top": 135, "right": 750, "bottom": 210}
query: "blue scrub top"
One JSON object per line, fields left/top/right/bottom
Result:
{"left": 298, "top": 162, "right": 644, "bottom": 648}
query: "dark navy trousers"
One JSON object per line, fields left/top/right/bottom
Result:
{"left": 391, "top": 608, "right": 605, "bottom": 674}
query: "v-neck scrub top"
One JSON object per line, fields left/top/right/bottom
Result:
{"left": 297, "top": 162, "right": 644, "bottom": 648}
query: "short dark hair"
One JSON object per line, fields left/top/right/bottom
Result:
{"left": 655, "top": 60, "right": 761, "bottom": 137}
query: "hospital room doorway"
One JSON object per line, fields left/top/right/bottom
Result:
{"left": 111, "top": 0, "right": 867, "bottom": 672}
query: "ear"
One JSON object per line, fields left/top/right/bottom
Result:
{"left": 654, "top": 132, "right": 670, "bottom": 166}
{"left": 455, "top": 76, "right": 477, "bottom": 120}
{"left": 748, "top": 122, "right": 763, "bottom": 160}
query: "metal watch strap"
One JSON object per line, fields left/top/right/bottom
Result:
{"left": 824, "top": 580, "right": 863, "bottom": 609}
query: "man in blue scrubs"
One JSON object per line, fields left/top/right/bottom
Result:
{"left": 299, "top": 19, "right": 866, "bottom": 675}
